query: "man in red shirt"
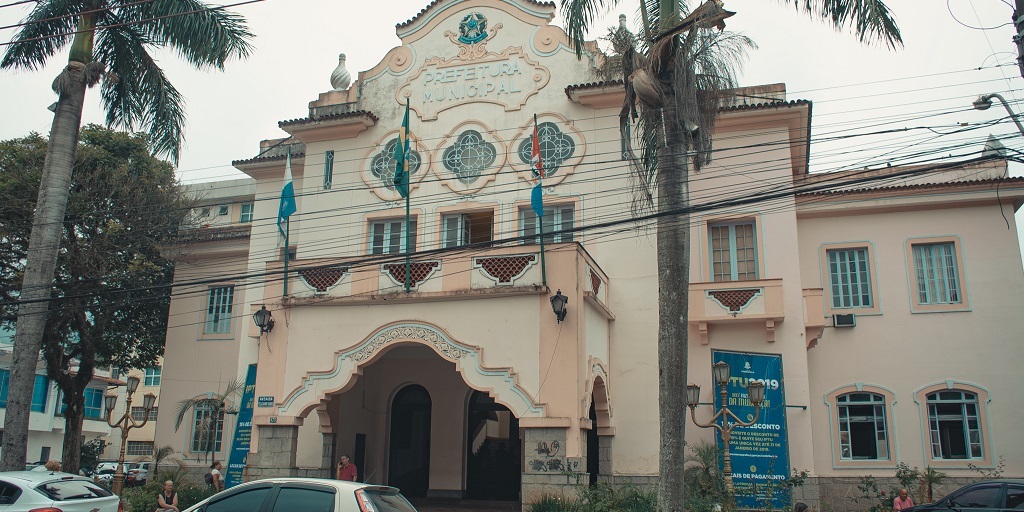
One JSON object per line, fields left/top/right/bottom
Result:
{"left": 337, "top": 455, "right": 358, "bottom": 482}
{"left": 894, "top": 489, "right": 915, "bottom": 512}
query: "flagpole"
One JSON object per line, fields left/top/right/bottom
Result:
{"left": 283, "top": 147, "right": 291, "bottom": 298}
{"left": 535, "top": 114, "right": 547, "bottom": 288}
{"left": 404, "top": 188, "right": 411, "bottom": 294}
{"left": 403, "top": 98, "right": 412, "bottom": 294}
{"left": 283, "top": 217, "right": 290, "bottom": 297}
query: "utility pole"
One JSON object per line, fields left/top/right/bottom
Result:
{"left": 1014, "top": 0, "right": 1024, "bottom": 78}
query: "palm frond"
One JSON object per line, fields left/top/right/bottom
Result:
{"left": 785, "top": 0, "right": 902, "bottom": 48}
{"left": 560, "top": 0, "right": 620, "bottom": 57}
{"left": 94, "top": 19, "right": 185, "bottom": 162}
{"left": 1, "top": 0, "right": 82, "bottom": 70}
{"left": 135, "top": 0, "right": 253, "bottom": 69}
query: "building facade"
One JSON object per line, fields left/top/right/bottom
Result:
{"left": 157, "top": 0, "right": 1024, "bottom": 508}
{"left": 0, "top": 328, "right": 123, "bottom": 465}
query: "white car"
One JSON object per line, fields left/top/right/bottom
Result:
{"left": 183, "top": 478, "right": 417, "bottom": 512}
{"left": 0, "top": 470, "right": 121, "bottom": 512}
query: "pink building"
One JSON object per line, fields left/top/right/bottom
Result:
{"left": 156, "top": 0, "right": 1024, "bottom": 509}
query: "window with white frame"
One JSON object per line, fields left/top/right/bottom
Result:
{"left": 131, "top": 406, "right": 158, "bottom": 422}
{"left": 710, "top": 221, "right": 758, "bottom": 282}
{"left": 144, "top": 368, "right": 161, "bottom": 387}
{"left": 324, "top": 150, "right": 334, "bottom": 189}
{"left": 442, "top": 212, "right": 493, "bottom": 248}
{"left": 191, "top": 405, "right": 225, "bottom": 453}
{"left": 217, "top": 205, "right": 229, "bottom": 216}
{"left": 827, "top": 248, "right": 873, "bottom": 309}
{"left": 239, "top": 203, "right": 254, "bottom": 223}
{"left": 912, "top": 242, "right": 962, "bottom": 304}
{"left": 927, "top": 390, "right": 982, "bottom": 459}
{"left": 520, "top": 205, "right": 574, "bottom": 244}
{"left": 369, "top": 218, "right": 417, "bottom": 255}
{"left": 126, "top": 441, "right": 154, "bottom": 456}
{"left": 204, "top": 286, "right": 234, "bottom": 334}
{"left": 837, "top": 392, "right": 889, "bottom": 460}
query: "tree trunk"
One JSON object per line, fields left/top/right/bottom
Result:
{"left": 59, "top": 389, "right": 86, "bottom": 474}
{"left": 0, "top": 63, "right": 88, "bottom": 472}
{"left": 656, "top": 84, "right": 691, "bottom": 511}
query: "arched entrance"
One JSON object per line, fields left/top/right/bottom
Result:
{"left": 389, "top": 384, "right": 431, "bottom": 498}
{"left": 465, "top": 390, "right": 520, "bottom": 500}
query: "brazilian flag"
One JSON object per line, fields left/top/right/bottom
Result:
{"left": 393, "top": 99, "right": 411, "bottom": 198}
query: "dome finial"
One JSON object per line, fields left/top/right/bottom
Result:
{"left": 330, "top": 53, "right": 351, "bottom": 91}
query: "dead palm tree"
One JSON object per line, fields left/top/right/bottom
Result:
{"left": 0, "top": 0, "right": 252, "bottom": 471}
{"left": 173, "top": 379, "right": 243, "bottom": 463}
{"left": 560, "top": 1, "right": 902, "bottom": 510}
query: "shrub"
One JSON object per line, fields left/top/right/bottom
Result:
{"left": 120, "top": 481, "right": 216, "bottom": 512}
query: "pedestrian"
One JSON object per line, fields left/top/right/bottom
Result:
{"left": 157, "top": 480, "right": 180, "bottom": 512}
{"left": 894, "top": 489, "right": 915, "bottom": 512}
{"left": 336, "top": 455, "right": 357, "bottom": 482}
{"left": 208, "top": 461, "right": 224, "bottom": 491}
{"left": 44, "top": 460, "right": 61, "bottom": 472}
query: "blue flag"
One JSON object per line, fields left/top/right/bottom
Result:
{"left": 393, "top": 99, "right": 411, "bottom": 198}
{"left": 277, "top": 151, "right": 296, "bottom": 241}
{"left": 531, "top": 183, "right": 544, "bottom": 218}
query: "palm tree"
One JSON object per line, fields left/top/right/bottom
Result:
{"left": 174, "top": 379, "right": 244, "bottom": 463}
{"left": 0, "top": 0, "right": 252, "bottom": 471}
{"left": 560, "top": 1, "right": 902, "bottom": 510}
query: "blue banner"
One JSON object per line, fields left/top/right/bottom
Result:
{"left": 225, "top": 364, "right": 257, "bottom": 489}
{"left": 712, "top": 351, "right": 790, "bottom": 510}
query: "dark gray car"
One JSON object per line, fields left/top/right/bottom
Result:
{"left": 906, "top": 480, "right": 1024, "bottom": 512}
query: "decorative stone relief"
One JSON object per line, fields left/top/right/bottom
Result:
{"left": 350, "top": 325, "right": 470, "bottom": 362}
{"left": 442, "top": 130, "right": 496, "bottom": 183}
{"left": 517, "top": 122, "right": 575, "bottom": 177}
{"left": 298, "top": 267, "right": 349, "bottom": 293}
{"left": 474, "top": 255, "right": 537, "bottom": 285}
{"left": 382, "top": 261, "right": 440, "bottom": 288}
{"left": 707, "top": 288, "right": 762, "bottom": 312}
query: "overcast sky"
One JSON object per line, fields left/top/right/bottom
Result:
{"left": 1, "top": 0, "right": 1022, "bottom": 259}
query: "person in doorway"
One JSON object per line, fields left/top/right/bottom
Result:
{"left": 894, "top": 489, "right": 915, "bottom": 512}
{"left": 157, "top": 480, "right": 180, "bottom": 512}
{"left": 336, "top": 455, "right": 357, "bottom": 482}
{"left": 209, "top": 461, "right": 224, "bottom": 491}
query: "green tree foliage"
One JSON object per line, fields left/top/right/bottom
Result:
{"left": 79, "top": 437, "right": 109, "bottom": 473}
{"left": 0, "top": 0, "right": 251, "bottom": 471}
{"left": 0, "top": 126, "right": 194, "bottom": 473}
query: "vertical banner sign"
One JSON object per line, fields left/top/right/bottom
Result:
{"left": 712, "top": 351, "right": 790, "bottom": 510}
{"left": 225, "top": 364, "right": 257, "bottom": 489}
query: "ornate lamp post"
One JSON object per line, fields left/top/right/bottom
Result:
{"left": 686, "top": 361, "right": 766, "bottom": 509}
{"left": 104, "top": 375, "right": 157, "bottom": 495}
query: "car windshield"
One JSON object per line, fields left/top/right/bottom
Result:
{"left": 35, "top": 480, "right": 113, "bottom": 501}
{"left": 363, "top": 488, "right": 417, "bottom": 512}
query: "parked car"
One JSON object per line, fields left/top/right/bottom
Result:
{"left": 182, "top": 478, "right": 417, "bottom": 512}
{"left": 94, "top": 462, "right": 118, "bottom": 474}
{"left": 0, "top": 470, "right": 120, "bottom": 512}
{"left": 126, "top": 461, "right": 152, "bottom": 487}
{"left": 906, "top": 480, "right": 1024, "bottom": 512}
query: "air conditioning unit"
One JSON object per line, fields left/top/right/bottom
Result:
{"left": 833, "top": 314, "right": 856, "bottom": 328}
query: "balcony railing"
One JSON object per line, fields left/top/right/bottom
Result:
{"left": 272, "top": 245, "right": 590, "bottom": 303}
{"left": 689, "top": 279, "right": 785, "bottom": 344}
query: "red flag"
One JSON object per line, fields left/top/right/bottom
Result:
{"left": 531, "top": 123, "right": 544, "bottom": 179}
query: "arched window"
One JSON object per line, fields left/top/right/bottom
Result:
{"left": 825, "top": 384, "right": 894, "bottom": 468}
{"left": 925, "top": 390, "right": 982, "bottom": 460}
{"left": 837, "top": 392, "right": 889, "bottom": 460}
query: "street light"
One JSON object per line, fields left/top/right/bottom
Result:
{"left": 686, "top": 361, "right": 766, "bottom": 510}
{"left": 550, "top": 289, "right": 568, "bottom": 323}
{"left": 104, "top": 375, "right": 157, "bottom": 495}
{"left": 972, "top": 93, "right": 1024, "bottom": 138}
{"left": 252, "top": 305, "right": 275, "bottom": 335}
